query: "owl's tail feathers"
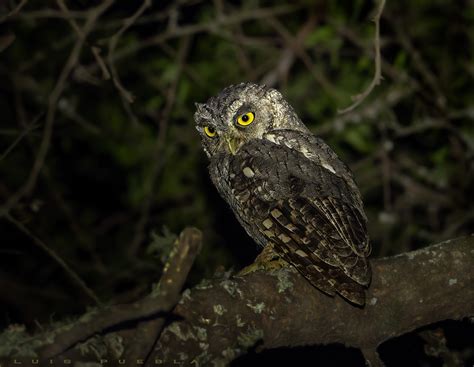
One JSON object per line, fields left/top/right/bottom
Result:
{"left": 303, "top": 267, "right": 366, "bottom": 305}
{"left": 295, "top": 257, "right": 367, "bottom": 305}
{"left": 336, "top": 281, "right": 366, "bottom": 306}
{"left": 327, "top": 266, "right": 367, "bottom": 306}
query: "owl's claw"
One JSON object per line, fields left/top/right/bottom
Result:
{"left": 238, "top": 244, "right": 289, "bottom": 275}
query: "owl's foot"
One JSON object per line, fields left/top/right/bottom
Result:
{"left": 238, "top": 244, "right": 289, "bottom": 275}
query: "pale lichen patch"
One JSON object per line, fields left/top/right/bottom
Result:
{"left": 76, "top": 335, "right": 108, "bottom": 359}
{"left": 236, "top": 315, "right": 245, "bottom": 327}
{"left": 0, "top": 323, "right": 44, "bottom": 358}
{"left": 194, "top": 326, "right": 208, "bottom": 341}
{"left": 407, "top": 252, "right": 416, "bottom": 260}
{"left": 213, "top": 304, "right": 227, "bottom": 316}
{"left": 178, "top": 352, "right": 189, "bottom": 361}
{"left": 237, "top": 327, "right": 264, "bottom": 349}
{"left": 178, "top": 288, "right": 192, "bottom": 305}
{"left": 220, "top": 279, "right": 243, "bottom": 299}
{"left": 195, "top": 279, "right": 214, "bottom": 290}
{"left": 199, "top": 315, "right": 212, "bottom": 325}
{"left": 222, "top": 347, "right": 237, "bottom": 361}
{"left": 78, "top": 308, "right": 99, "bottom": 323}
{"left": 246, "top": 301, "right": 265, "bottom": 314}
{"left": 167, "top": 323, "right": 197, "bottom": 341}
{"left": 104, "top": 333, "right": 124, "bottom": 358}
{"left": 276, "top": 270, "right": 294, "bottom": 293}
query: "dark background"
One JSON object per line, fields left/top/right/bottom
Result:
{"left": 0, "top": 0, "right": 473, "bottom": 365}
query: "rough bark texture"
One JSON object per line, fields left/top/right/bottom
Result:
{"left": 151, "top": 235, "right": 474, "bottom": 366}
{"left": 0, "top": 236, "right": 472, "bottom": 366}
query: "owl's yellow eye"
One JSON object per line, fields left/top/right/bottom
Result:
{"left": 204, "top": 126, "right": 217, "bottom": 137}
{"left": 237, "top": 112, "right": 255, "bottom": 126}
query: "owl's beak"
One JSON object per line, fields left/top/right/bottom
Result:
{"left": 225, "top": 136, "right": 241, "bottom": 155}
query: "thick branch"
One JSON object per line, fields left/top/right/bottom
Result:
{"left": 151, "top": 236, "right": 474, "bottom": 365}
{"left": 1, "top": 236, "right": 472, "bottom": 365}
{"left": 38, "top": 227, "right": 202, "bottom": 360}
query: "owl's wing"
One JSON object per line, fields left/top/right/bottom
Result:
{"left": 230, "top": 137, "right": 370, "bottom": 305}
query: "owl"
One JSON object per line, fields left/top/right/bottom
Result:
{"left": 194, "top": 83, "right": 371, "bottom": 305}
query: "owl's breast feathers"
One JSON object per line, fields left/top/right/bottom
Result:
{"left": 209, "top": 130, "right": 371, "bottom": 305}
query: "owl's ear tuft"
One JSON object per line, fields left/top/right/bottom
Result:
{"left": 194, "top": 102, "right": 212, "bottom": 121}
{"left": 195, "top": 102, "right": 206, "bottom": 112}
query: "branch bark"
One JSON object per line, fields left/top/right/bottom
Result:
{"left": 1, "top": 236, "right": 472, "bottom": 366}
{"left": 151, "top": 235, "right": 474, "bottom": 365}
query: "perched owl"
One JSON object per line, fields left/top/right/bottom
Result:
{"left": 194, "top": 83, "right": 371, "bottom": 305}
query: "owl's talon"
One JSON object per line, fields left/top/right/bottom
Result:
{"left": 238, "top": 245, "right": 289, "bottom": 275}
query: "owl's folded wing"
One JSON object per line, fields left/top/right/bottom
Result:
{"left": 230, "top": 139, "right": 371, "bottom": 304}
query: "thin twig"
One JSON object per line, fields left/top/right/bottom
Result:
{"left": 98, "top": 5, "right": 300, "bottom": 68}
{"left": 338, "top": 0, "right": 386, "bottom": 114}
{"left": 39, "top": 227, "right": 202, "bottom": 359}
{"left": 91, "top": 46, "right": 110, "bottom": 79}
{"left": 107, "top": 0, "right": 152, "bottom": 104}
{"left": 5, "top": 214, "right": 101, "bottom": 306}
{"left": 56, "top": 0, "right": 82, "bottom": 37}
{"left": 261, "top": 19, "right": 314, "bottom": 87}
{"left": 0, "top": 0, "right": 29, "bottom": 23}
{"left": 391, "top": 20, "right": 447, "bottom": 110}
{"left": 57, "top": 1, "right": 111, "bottom": 81}
{"left": 266, "top": 16, "right": 342, "bottom": 101}
{"left": 0, "top": 120, "right": 39, "bottom": 162}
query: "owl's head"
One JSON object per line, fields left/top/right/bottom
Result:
{"left": 194, "top": 82, "right": 306, "bottom": 158}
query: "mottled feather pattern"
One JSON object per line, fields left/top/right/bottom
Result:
{"left": 210, "top": 139, "right": 370, "bottom": 304}
{"left": 197, "top": 83, "right": 371, "bottom": 305}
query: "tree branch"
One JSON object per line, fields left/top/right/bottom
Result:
{"left": 1, "top": 236, "right": 472, "bottom": 366}
{"left": 151, "top": 235, "right": 473, "bottom": 365}
{"left": 338, "top": 0, "right": 385, "bottom": 114}
{"left": 37, "top": 227, "right": 202, "bottom": 360}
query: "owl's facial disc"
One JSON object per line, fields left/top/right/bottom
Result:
{"left": 195, "top": 82, "right": 304, "bottom": 158}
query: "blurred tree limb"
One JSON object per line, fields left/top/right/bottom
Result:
{"left": 339, "top": 0, "right": 385, "bottom": 114}
{"left": 1, "top": 235, "right": 472, "bottom": 366}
